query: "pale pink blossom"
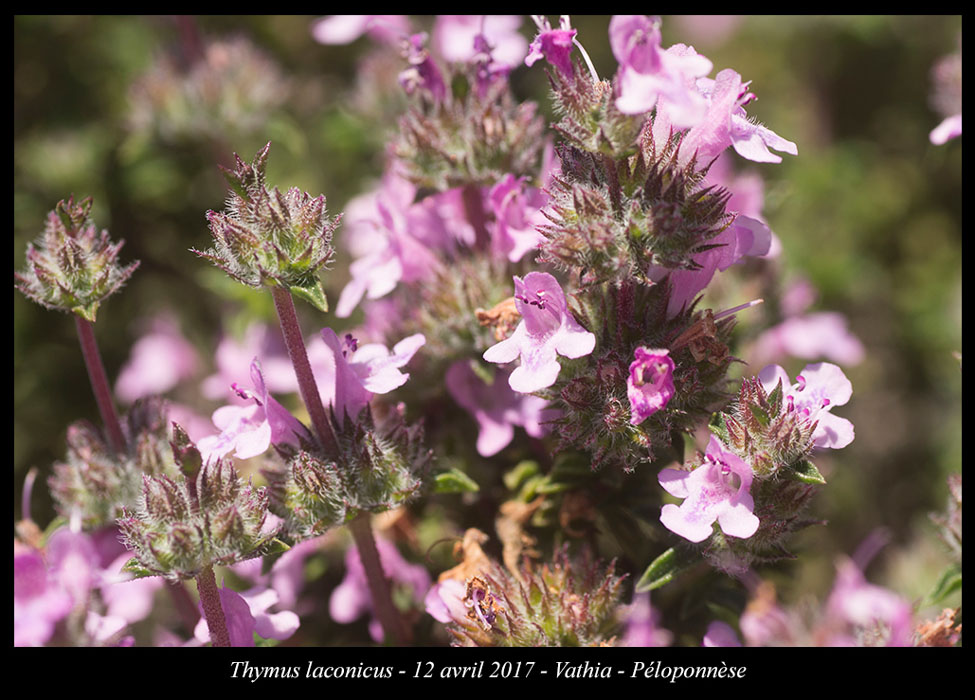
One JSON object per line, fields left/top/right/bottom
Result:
{"left": 758, "top": 362, "right": 854, "bottom": 450}
{"left": 115, "top": 315, "right": 199, "bottom": 403}
{"left": 311, "top": 15, "right": 410, "bottom": 46}
{"left": 432, "top": 15, "right": 528, "bottom": 68}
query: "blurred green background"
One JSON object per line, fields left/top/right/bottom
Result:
{"left": 14, "top": 15, "right": 961, "bottom": 617}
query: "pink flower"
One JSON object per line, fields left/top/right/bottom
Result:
{"left": 432, "top": 15, "right": 528, "bottom": 69}
{"left": 658, "top": 434, "right": 759, "bottom": 543}
{"left": 620, "top": 593, "right": 673, "bottom": 647}
{"left": 678, "top": 69, "right": 797, "bottom": 166}
{"left": 824, "top": 557, "right": 913, "bottom": 647}
{"left": 751, "top": 312, "right": 865, "bottom": 368}
{"left": 310, "top": 15, "right": 410, "bottom": 45}
{"left": 14, "top": 543, "right": 73, "bottom": 646}
{"left": 193, "top": 583, "right": 298, "bottom": 647}
{"left": 197, "top": 359, "right": 311, "bottom": 462}
{"left": 758, "top": 362, "right": 854, "bottom": 450}
{"left": 202, "top": 323, "right": 295, "bottom": 400}
{"left": 330, "top": 538, "right": 430, "bottom": 643}
{"left": 115, "top": 315, "right": 199, "bottom": 403}
{"left": 610, "top": 15, "right": 712, "bottom": 124}
{"left": 627, "top": 347, "right": 675, "bottom": 424}
{"left": 488, "top": 174, "right": 547, "bottom": 263}
{"left": 445, "top": 360, "right": 556, "bottom": 457}
{"left": 702, "top": 620, "right": 743, "bottom": 647}
{"left": 525, "top": 15, "right": 577, "bottom": 79}
{"left": 399, "top": 32, "right": 447, "bottom": 102}
{"left": 930, "top": 114, "right": 962, "bottom": 145}
{"left": 315, "top": 328, "right": 425, "bottom": 426}
{"left": 483, "top": 272, "right": 595, "bottom": 393}
{"left": 424, "top": 578, "right": 468, "bottom": 625}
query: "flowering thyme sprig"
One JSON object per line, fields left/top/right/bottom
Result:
{"left": 15, "top": 196, "right": 139, "bottom": 322}
{"left": 194, "top": 142, "right": 340, "bottom": 313}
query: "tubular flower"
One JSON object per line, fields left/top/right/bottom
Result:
{"left": 525, "top": 15, "right": 577, "bottom": 80}
{"left": 658, "top": 434, "right": 759, "bottom": 543}
{"left": 627, "top": 347, "right": 676, "bottom": 425}
{"left": 483, "top": 272, "right": 595, "bottom": 394}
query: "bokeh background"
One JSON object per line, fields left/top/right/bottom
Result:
{"left": 14, "top": 15, "right": 961, "bottom": 636}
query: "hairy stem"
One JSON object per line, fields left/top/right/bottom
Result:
{"left": 270, "top": 285, "right": 338, "bottom": 459}
{"left": 195, "top": 566, "right": 230, "bottom": 647}
{"left": 74, "top": 316, "right": 127, "bottom": 455}
{"left": 348, "top": 514, "right": 411, "bottom": 646}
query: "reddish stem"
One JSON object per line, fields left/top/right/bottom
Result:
{"left": 349, "top": 514, "right": 411, "bottom": 646}
{"left": 195, "top": 566, "right": 230, "bottom": 647}
{"left": 270, "top": 286, "right": 338, "bottom": 458}
{"left": 74, "top": 316, "right": 127, "bottom": 454}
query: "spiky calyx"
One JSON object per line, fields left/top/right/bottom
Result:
{"left": 538, "top": 129, "right": 733, "bottom": 288}
{"left": 447, "top": 547, "right": 627, "bottom": 647}
{"left": 15, "top": 196, "right": 139, "bottom": 322}
{"left": 393, "top": 61, "right": 547, "bottom": 192}
{"left": 265, "top": 406, "right": 431, "bottom": 541}
{"left": 48, "top": 397, "right": 182, "bottom": 530}
{"left": 118, "top": 459, "right": 275, "bottom": 581}
{"left": 194, "top": 143, "right": 339, "bottom": 312}
{"left": 551, "top": 283, "right": 736, "bottom": 472}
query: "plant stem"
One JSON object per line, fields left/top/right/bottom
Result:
{"left": 74, "top": 316, "right": 127, "bottom": 455}
{"left": 195, "top": 566, "right": 230, "bottom": 647}
{"left": 270, "top": 285, "right": 338, "bottom": 458}
{"left": 348, "top": 513, "right": 411, "bottom": 646}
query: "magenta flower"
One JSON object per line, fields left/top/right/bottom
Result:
{"left": 330, "top": 538, "right": 431, "bottom": 642}
{"left": 432, "top": 15, "right": 528, "bottom": 69}
{"left": 662, "top": 213, "right": 771, "bottom": 317}
{"left": 758, "top": 362, "right": 855, "bottom": 450}
{"left": 658, "top": 434, "right": 759, "bottom": 543}
{"left": 315, "top": 328, "right": 425, "bottom": 425}
{"left": 620, "top": 593, "right": 673, "bottom": 647}
{"left": 399, "top": 32, "right": 447, "bottom": 102}
{"left": 627, "top": 347, "right": 676, "bottom": 425}
{"left": 193, "top": 583, "right": 297, "bottom": 647}
{"left": 679, "top": 69, "right": 797, "bottom": 166}
{"left": 115, "top": 315, "right": 199, "bottom": 403}
{"left": 445, "top": 360, "right": 556, "bottom": 457}
{"left": 483, "top": 272, "right": 596, "bottom": 394}
{"left": 197, "top": 359, "right": 311, "bottom": 462}
{"left": 525, "top": 15, "right": 577, "bottom": 79}
{"left": 488, "top": 174, "right": 547, "bottom": 263}
{"left": 751, "top": 312, "right": 865, "bottom": 368}
{"left": 610, "top": 15, "right": 712, "bottom": 124}
{"left": 14, "top": 542, "right": 73, "bottom": 646}
{"left": 310, "top": 15, "right": 410, "bottom": 45}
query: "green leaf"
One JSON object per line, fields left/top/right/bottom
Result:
{"left": 121, "top": 557, "right": 159, "bottom": 580}
{"left": 789, "top": 459, "right": 827, "bottom": 485}
{"left": 433, "top": 468, "right": 480, "bottom": 494}
{"left": 289, "top": 280, "right": 329, "bottom": 313}
{"left": 503, "top": 460, "right": 540, "bottom": 491}
{"left": 635, "top": 546, "right": 697, "bottom": 592}
{"left": 748, "top": 403, "right": 770, "bottom": 428}
{"left": 925, "top": 563, "right": 962, "bottom": 606}
{"left": 260, "top": 538, "right": 293, "bottom": 576}
{"left": 709, "top": 413, "right": 731, "bottom": 446}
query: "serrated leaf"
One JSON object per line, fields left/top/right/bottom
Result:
{"left": 789, "top": 459, "right": 827, "bottom": 485}
{"left": 289, "top": 280, "right": 329, "bottom": 313}
{"left": 433, "top": 468, "right": 480, "bottom": 494}
{"left": 121, "top": 557, "right": 160, "bottom": 580}
{"left": 925, "top": 563, "right": 962, "bottom": 606}
{"left": 635, "top": 546, "right": 696, "bottom": 592}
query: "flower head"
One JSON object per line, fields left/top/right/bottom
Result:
{"left": 658, "top": 434, "right": 759, "bottom": 543}
{"left": 525, "top": 15, "right": 577, "bottom": 80}
{"left": 757, "top": 362, "right": 854, "bottom": 450}
{"left": 627, "top": 347, "right": 675, "bottom": 425}
{"left": 483, "top": 272, "right": 595, "bottom": 393}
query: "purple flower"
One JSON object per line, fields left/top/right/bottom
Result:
{"left": 432, "top": 15, "right": 528, "bottom": 69}
{"left": 399, "top": 32, "right": 447, "bottom": 102}
{"left": 824, "top": 557, "right": 913, "bottom": 647}
{"left": 610, "top": 15, "right": 712, "bottom": 123}
{"left": 678, "top": 69, "right": 797, "bottom": 166}
{"left": 197, "top": 359, "right": 311, "bottom": 462}
{"left": 751, "top": 312, "right": 865, "bottom": 368}
{"left": 202, "top": 323, "right": 295, "bottom": 400}
{"left": 525, "top": 15, "right": 577, "bottom": 79}
{"left": 488, "top": 174, "right": 547, "bottom": 263}
{"left": 627, "top": 347, "right": 676, "bottom": 425}
{"left": 310, "top": 15, "right": 410, "bottom": 45}
{"left": 424, "top": 578, "right": 468, "bottom": 625}
{"left": 330, "top": 538, "right": 431, "bottom": 642}
{"left": 445, "top": 360, "right": 557, "bottom": 457}
{"left": 658, "top": 434, "right": 759, "bottom": 543}
{"left": 193, "top": 585, "right": 256, "bottom": 647}
{"left": 115, "top": 315, "right": 199, "bottom": 403}
{"left": 757, "top": 362, "right": 854, "bottom": 450}
{"left": 661, "top": 213, "right": 771, "bottom": 317}
{"left": 620, "top": 593, "right": 673, "bottom": 647}
{"left": 314, "top": 328, "right": 425, "bottom": 426}
{"left": 702, "top": 620, "right": 743, "bottom": 647}
{"left": 483, "top": 272, "right": 595, "bottom": 394}
{"left": 14, "top": 542, "right": 72, "bottom": 646}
